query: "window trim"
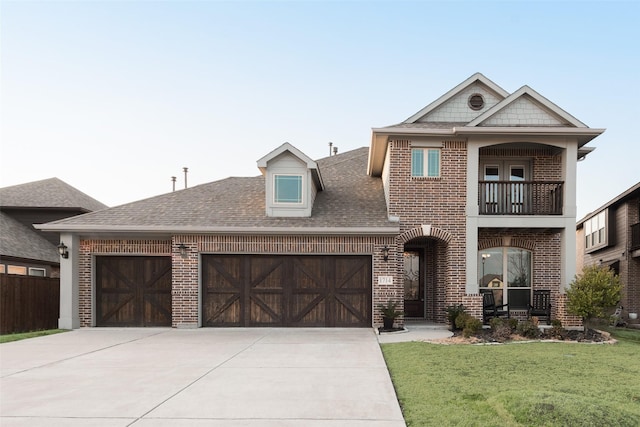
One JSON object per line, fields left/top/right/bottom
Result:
{"left": 273, "top": 174, "right": 304, "bottom": 204}
{"left": 28, "top": 267, "right": 46, "bottom": 277}
{"left": 411, "top": 148, "right": 441, "bottom": 178}
{"left": 584, "top": 209, "right": 608, "bottom": 252}
{"left": 478, "top": 247, "right": 532, "bottom": 310}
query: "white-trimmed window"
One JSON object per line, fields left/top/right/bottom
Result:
{"left": 585, "top": 210, "right": 607, "bottom": 250}
{"left": 411, "top": 148, "right": 440, "bottom": 177}
{"left": 28, "top": 267, "right": 46, "bottom": 277}
{"left": 274, "top": 174, "right": 303, "bottom": 204}
{"left": 0, "top": 264, "right": 5, "bottom": 274}
{"left": 478, "top": 247, "right": 532, "bottom": 310}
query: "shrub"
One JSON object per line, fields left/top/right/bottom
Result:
{"left": 445, "top": 304, "right": 466, "bottom": 331}
{"left": 547, "top": 320, "right": 567, "bottom": 340}
{"left": 490, "top": 318, "right": 513, "bottom": 342}
{"left": 455, "top": 312, "right": 471, "bottom": 330}
{"left": 517, "top": 320, "right": 540, "bottom": 339}
{"left": 566, "top": 265, "right": 622, "bottom": 327}
{"left": 463, "top": 317, "right": 483, "bottom": 338}
{"left": 508, "top": 318, "right": 519, "bottom": 330}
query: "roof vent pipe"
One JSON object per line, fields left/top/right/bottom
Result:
{"left": 183, "top": 167, "right": 188, "bottom": 189}
{"left": 171, "top": 176, "right": 176, "bottom": 192}
{"left": 333, "top": 146, "right": 338, "bottom": 155}
{"left": 328, "top": 142, "right": 333, "bottom": 156}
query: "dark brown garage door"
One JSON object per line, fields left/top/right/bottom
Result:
{"left": 202, "top": 255, "right": 371, "bottom": 327}
{"left": 96, "top": 256, "right": 172, "bottom": 327}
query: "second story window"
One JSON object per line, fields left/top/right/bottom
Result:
{"left": 585, "top": 210, "right": 608, "bottom": 250}
{"left": 274, "top": 174, "right": 303, "bottom": 204}
{"left": 411, "top": 148, "right": 440, "bottom": 178}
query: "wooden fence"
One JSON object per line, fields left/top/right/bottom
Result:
{"left": 0, "top": 275, "right": 60, "bottom": 334}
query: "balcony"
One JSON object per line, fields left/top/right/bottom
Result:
{"left": 632, "top": 223, "right": 640, "bottom": 251}
{"left": 479, "top": 181, "right": 563, "bottom": 215}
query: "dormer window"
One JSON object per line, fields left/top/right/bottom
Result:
{"left": 257, "top": 143, "right": 324, "bottom": 217}
{"left": 274, "top": 174, "right": 303, "bottom": 204}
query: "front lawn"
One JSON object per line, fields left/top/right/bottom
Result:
{"left": 381, "top": 333, "right": 640, "bottom": 426}
{"left": 0, "top": 329, "right": 67, "bottom": 344}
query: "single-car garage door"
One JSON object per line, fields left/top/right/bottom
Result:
{"left": 96, "top": 256, "right": 172, "bottom": 327}
{"left": 202, "top": 255, "right": 372, "bottom": 327}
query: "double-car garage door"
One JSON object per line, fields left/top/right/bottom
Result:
{"left": 96, "top": 254, "right": 372, "bottom": 327}
{"left": 202, "top": 255, "right": 372, "bottom": 327}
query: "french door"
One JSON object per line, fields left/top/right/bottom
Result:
{"left": 482, "top": 160, "right": 530, "bottom": 214}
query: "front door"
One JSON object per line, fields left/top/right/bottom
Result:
{"left": 403, "top": 250, "right": 424, "bottom": 318}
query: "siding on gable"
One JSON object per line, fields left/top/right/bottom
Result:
{"left": 482, "top": 96, "right": 565, "bottom": 127}
{"left": 419, "top": 82, "right": 503, "bottom": 123}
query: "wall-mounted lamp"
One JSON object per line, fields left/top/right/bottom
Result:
{"left": 382, "top": 245, "right": 390, "bottom": 262}
{"left": 178, "top": 243, "right": 188, "bottom": 258}
{"left": 57, "top": 242, "right": 69, "bottom": 259}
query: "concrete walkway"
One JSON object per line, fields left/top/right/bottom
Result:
{"left": 376, "top": 321, "right": 453, "bottom": 344}
{"left": 0, "top": 328, "right": 406, "bottom": 426}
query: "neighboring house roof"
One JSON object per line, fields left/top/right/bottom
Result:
{"left": 0, "top": 212, "right": 59, "bottom": 263}
{"left": 368, "top": 73, "right": 605, "bottom": 176}
{"left": 577, "top": 181, "right": 640, "bottom": 227}
{"left": 0, "top": 177, "right": 108, "bottom": 212}
{"left": 38, "top": 147, "right": 398, "bottom": 236}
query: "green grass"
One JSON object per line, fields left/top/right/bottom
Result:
{"left": 0, "top": 329, "right": 67, "bottom": 344}
{"left": 381, "top": 338, "right": 640, "bottom": 426}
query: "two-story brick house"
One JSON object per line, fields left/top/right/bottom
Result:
{"left": 39, "top": 73, "right": 604, "bottom": 329}
{"left": 576, "top": 182, "right": 640, "bottom": 321}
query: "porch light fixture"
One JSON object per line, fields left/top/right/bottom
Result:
{"left": 57, "top": 242, "right": 69, "bottom": 259}
{"left": 178, "top": 243, "right": 188, "bottom": 258}
{"left": 382, "top": 246, "right": 390, "bottom": 262}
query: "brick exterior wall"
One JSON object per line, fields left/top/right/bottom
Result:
{"left": 387, "top": 139, "right": 467, "bottom": 322}
{"left": 385, "top": 140, "right": 574, "bottom": 325}
{"left": 78, "top": 239, "right": 171, "bottom": 327}
{"left": 79, "top": 235, "right": 396, "bottom": 328}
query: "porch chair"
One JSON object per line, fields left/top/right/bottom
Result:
{"left": 528, "top": 290, "right": 552, "bottom": 325}
{"left": 482, "top": 290, "right": 510, "bottom": 324}
{"left": 610, "top": 306, "right": 626, "bottom": 327}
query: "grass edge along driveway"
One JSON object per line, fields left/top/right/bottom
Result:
{"left": 381, "top": 334, "right": 640, "bottom": 427}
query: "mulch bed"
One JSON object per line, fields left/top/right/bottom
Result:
{"left": 440, "top": 327, "right": 612, "bottom": 345}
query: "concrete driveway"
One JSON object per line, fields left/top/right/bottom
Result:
{"left": 0, "top": 328, "right": 405, "bottom": 426}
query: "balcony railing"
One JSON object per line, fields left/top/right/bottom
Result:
{"left": 632, "top": 223, "right": 640, "bottom": 250}
{"left": 479, "top": 181, "right": 564, "bottom": 215}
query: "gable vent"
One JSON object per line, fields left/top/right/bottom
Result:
{"left": 468, "top": 93, "right": 485, "bottom": 110}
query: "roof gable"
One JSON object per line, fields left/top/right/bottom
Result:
{"left": 467, "top": 85, "right": 587, "bottom": 128}
{"left": 404, "top": 72, "right": 509, "bottom": 124}
{"left": 257, "top": 142, "right": 324, "bottom": 191}
{"left": 0, "top": 178, "right": 108, "bottom": 212}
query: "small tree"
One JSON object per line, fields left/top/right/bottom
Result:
{"left": 566, "top": 265, "right": 622, "bottom": 328}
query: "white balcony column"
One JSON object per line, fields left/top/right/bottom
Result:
{"left": 465, "top": 140, "right": 480, "bottom": 293}
{"left": 560, "top": 220, "right": 577, "bottom": 293}
{"left": 58, "top": 232, "right": 80, "bottom": 329}
{"left": 563, "top": 142, "right": 578, "bottom": 218}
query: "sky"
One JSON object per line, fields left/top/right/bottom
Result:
{"left": 1, "top": 0, "right": 639, "bottom": 220}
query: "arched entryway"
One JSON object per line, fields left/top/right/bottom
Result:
{"left": 399, "top": 226, "right": 451, "bottom": 323}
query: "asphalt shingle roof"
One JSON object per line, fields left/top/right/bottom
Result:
{"left": 0, "top": 212, "right": 59, "bottom": 263}
{"left": 0, "top": 178, "right": 108, "bottom": 212}
{"left": 43, "top": 147, "right": 395, "bottom": 232}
